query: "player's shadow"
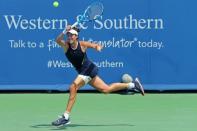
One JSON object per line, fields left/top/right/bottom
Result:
{"left": 31, "top": 123, "right": 135, "bottom": 130}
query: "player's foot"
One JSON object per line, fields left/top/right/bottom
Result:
{"left": 51, "top": 115, "right": 71, "bottom": 126}
{"left": 134, "top": 77, "right": 145, "bottom": 96}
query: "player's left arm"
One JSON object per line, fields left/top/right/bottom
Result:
{"left": 80, "top": 41, "right": 103, "bottom": 52}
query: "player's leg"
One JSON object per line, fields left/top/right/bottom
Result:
{"left": 65, "top": 76, "right": 85, "bottom": 113}
{"left": 52, "top": 75, "right": 85, "bottom": 126}
{"left": 89, "top": 76, "right": 132, "bottom": 93}
{"left": 89, "top": 76, "right": 144, "bottom": 95}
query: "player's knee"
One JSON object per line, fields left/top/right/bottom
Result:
{"left": 69, "top": 83, "right": 78, "bottom": 93}
{"left": 101, "top": 86, "right": 111, "bottom": 94}
{"left": 102, "top": 89, "right": 110, "bottom": 94}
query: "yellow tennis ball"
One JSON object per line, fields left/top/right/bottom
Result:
{"left": 53, "top": 1, "right": 59, "bottom": 7}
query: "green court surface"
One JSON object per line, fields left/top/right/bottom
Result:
{"left": 0, "top": 93, "right": 197, "bottom": 131}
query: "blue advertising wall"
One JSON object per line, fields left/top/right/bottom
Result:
{"left": 0, "top": 0, "right": 197, "bottom": 90}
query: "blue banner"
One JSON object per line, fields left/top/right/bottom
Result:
{"left": 0, "top": 0, "right": 197, "bottom": 90}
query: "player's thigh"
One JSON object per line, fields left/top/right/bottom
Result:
{"left": 72, "top": 75, "right": 85, "bottom": 90}
{"left": 89, "top": 76, "right": 109, "bottom": 92}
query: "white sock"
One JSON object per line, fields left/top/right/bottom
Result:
{"left": 128, "top": 82, "right": 135, "bottom": 89}
{"left": 64, "top": 112, "right": 70, "bottom": 120}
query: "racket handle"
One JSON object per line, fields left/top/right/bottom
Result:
{"left": 62, "top": 22, "right": 78, "bottom": 34}
{"left": 71, "top": 22, "right": 79, "bottom": 28}
{"left": 62, "top": 29, "right": 67, "bottom": 34}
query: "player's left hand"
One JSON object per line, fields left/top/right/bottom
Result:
{"left": 96, "top": 45, "right": 103, "bottom": 52}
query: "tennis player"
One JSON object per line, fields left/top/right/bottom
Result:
{"left": 52, "top": 25, "right": 145, "bottom": 126}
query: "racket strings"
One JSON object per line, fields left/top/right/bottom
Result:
{"left": 85, "top": 3, "right": 103, "bottom": 20}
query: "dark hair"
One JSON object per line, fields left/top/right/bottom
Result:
{"left": 72, "top": 27, "right": 80, "bottom": 33}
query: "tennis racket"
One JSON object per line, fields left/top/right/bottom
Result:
{"left": 71, "top": 1, "right": 104, "bottom": 28}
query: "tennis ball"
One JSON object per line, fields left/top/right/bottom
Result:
{"left": 53, "top": 1, "right": 59, "bottom": 7}
{"left": 121, "top": 74, "right": 133, "bottom": 83}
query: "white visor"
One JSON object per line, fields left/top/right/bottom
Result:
{"left": 68, "top": 29, "right": 78, "bottom": 35}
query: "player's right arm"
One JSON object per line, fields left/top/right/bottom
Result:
{"left": 56, "top": 25, "right": 71, "bottom": 52}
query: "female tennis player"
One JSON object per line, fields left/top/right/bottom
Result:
{"left": 52, "top": 25, "right": 145, "bottom": 126}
